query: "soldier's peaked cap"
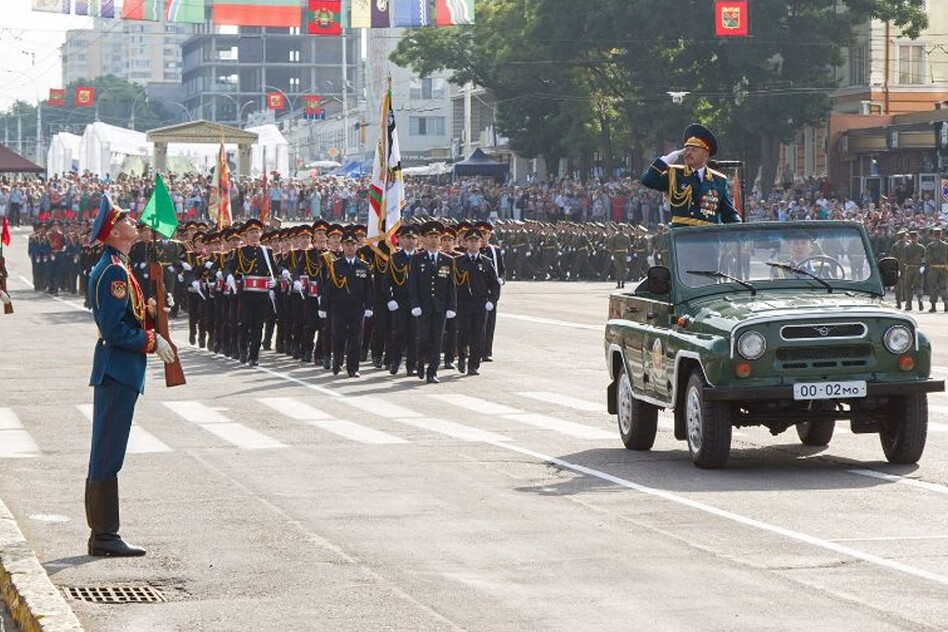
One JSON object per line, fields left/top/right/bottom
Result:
{"left": 89, "top": 194, "right": 129, "bottom": 244}
{"left": 240, "top": 218, "right": 264, "bottom": 233}
{"left": 327, "top": 223, "right": 345, "bottom": 236}
{"left": 682, "top": 123, "right": 718, "bottom": 157}
{"left": 422, "top": 220, "right": 443, "bottom": 236}
{"left": 397, "top": 224, "right": 419, "bottom": 238}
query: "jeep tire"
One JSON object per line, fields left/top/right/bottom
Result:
{"left": 880, "top": 393, "right": 928, "bottom": 464}
{"left": 684, "top": 369, "right": 732, "bottom": 469}
{"left": 616, "top": 367, "right": 658, "bottom": 450}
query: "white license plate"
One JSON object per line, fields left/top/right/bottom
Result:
{"left": 793, "top": 380, "right": 867, "bottom": 400}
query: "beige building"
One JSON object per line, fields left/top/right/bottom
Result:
{"left": 781, "top": 6, "right": 948, "bottom": 199}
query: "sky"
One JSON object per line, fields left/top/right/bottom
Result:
{"left": 0, "top": 1, "right": 94, "bottom": 110}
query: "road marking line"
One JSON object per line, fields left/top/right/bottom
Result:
{"left": 518, "top": 391, "right": 607, "bottom": 413}
{"left": 258, "top": 397, "right": 408, "bottom": 445}
{"left": 345, "top": 396, "right": 423, "bottom": 419}
{"left": 0, "top": 408, "right": 40, "bottom": 458}
{"left": 830, "top": 535, "right": 948, "bottom": 542}
{"left": 76, "top": 404, "right": 172, "bottom": 454}
{"left": 162, "top": 401, "right": 286, "bottom": 450}
{"left": 499, "top": 312, "right": 600, "bottom": 331}
{"left": 493, "top": 441, "right": 948, "bottom": 587}
{"left": 432, "top": 394, "right": 614, "bottom": 440}
{"left": 392, "top": 417, "right": 509, "bottom": 443}
{"left": 848, "top": 469, "right": 948, "bottom": 495}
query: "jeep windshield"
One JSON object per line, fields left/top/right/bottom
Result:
{"left": 672, "top": 223, "right": 874, "bottom": 290}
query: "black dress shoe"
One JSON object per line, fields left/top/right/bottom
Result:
{"left": 89, "top": 534, "right": 146, "bottom": 558}
{"left": 417, "top": 365, "right": 426, "bottom": 379}
{"left": 332, "top": 366, "right": 341, "bottom": 376}
{"left": 443, "top": 361, "right": 455, "bottom": 370}
{"left": 482, "top": 356, "right": 493, "bottom": 362}
{"left": 426, "top": 375, "right": 440, "bottom": 384}
{"left": 248, "top": 359, "right": 259, "bottom": 367}
{"left": 458, "top": 357, "right": 466, "bottom": 373}
{"left": 467, "top": 368, "right": 479, "bottom": 376}
{"left": 389, "top": 364, "right": 399, "bottom": 375}
{"left": 372, "top": 357, "right": 383, "bottom": 369}
{"left": 348, "top": 371, "right": 361, "bottom": 378}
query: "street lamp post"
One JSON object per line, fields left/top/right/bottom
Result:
{"left": 238, "top": 100, "right": 254, "bottom": 128}
{"left": 93, "top": 86, "right": 127, "bottom": 124}
{"left": 163, "top": 101, "right": 193, "bottom": 123}
{"left": 129, "top": 89, "right": 148, "bottom": 131}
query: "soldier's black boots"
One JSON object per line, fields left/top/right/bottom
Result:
{"left": 85, "top": 478, "right": 146, "bottom": 558}
{"left": 458, "top": 356, "right": 467, "bottom": 374}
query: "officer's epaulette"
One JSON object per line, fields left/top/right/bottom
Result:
{"left": 668, "top": 164, "right": 687, "bottom": 170}
{"left": 110, "top": 254, "right": 124, "bottom": 266}
{"left": 707, "top": 167, "right": 726, "bottom": 179}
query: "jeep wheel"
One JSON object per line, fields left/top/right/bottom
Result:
{"left": 795, "top": 420, "right": 835, "bottom": 446}
{"left": 616, "top": 367, "right": 658, "bottom": 450}
{"left": 880, "top": 393, "right": 928, "bottom": 464}
{"left": 684, "top": 370, "right": 732, "bottom": 469}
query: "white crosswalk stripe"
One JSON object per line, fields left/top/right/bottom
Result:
{"left": 0, "top": 408, "right": 40, "bottom": 458}
{"left": 345, "top": 395, "right": 510, "bottom": 443}
{"left": 519, "top": 391, "right": 606, "bottom": 413}
{"left": 430, "top": 394, "right": 614, "bottom": 440}
{"left": 75, "top": 405, "right": 173, "bottom": 454}
{"left": 162, "top": 401, "right": 286, "bottom": 450}
{"left": 258, "top": 397, "right": 408, "bottom": 445}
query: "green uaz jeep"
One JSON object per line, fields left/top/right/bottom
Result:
{"left": 604, "top": 221, "right": 944, "bottom": 469}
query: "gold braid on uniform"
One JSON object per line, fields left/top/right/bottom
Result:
{"left": 668, "top": 168, "right": 693, "bottom": 208}
{"left": 389, "top": 255, "right": 409, "bottom": 287}
{"left": 235, "top": 248, "right": 256, "bottom": 275}
{"left": 303, "top": 251, "right": 321, "bottom": 277}
{"left": 453, "top": 264, "right": 470, "bottom": 287}
{"left": 327, "top": 259, "right": 348, "bottom": 289}
{"left": 374, "top": 251, "right": 389, "bottom": 274}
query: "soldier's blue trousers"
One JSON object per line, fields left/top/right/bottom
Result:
{"left": 88, "top": 376, "right": 139, "bottom": 481}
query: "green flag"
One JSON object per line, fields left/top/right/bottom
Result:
{"left": 140, "top": 173, "right": 178, "bottom": 239}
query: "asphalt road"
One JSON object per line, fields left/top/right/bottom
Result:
{"left": 1, "top": 226, "right": 948, "bottom": 631}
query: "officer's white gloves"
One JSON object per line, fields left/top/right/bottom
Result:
{"left": 281, "top": 269, "right": 291, "bottom": 280}
{"left": 267, "top": 277, "right": 277, "bottom": 289}
{"left": 226, "top": 274, "right": 237, "bottom": 293}
{"left": 181, "top": 262, "right": 192, "bottom": 272}
{"left": 166, "top": 293, "right": 174, "bottom": 310}
{"left": 292, "top": 280, "right": 302, "bottom": 292}
{"left": 411, "top": 307, "right": 422, "bottom": 317}
{"left": 387, "top": 300, "right": 399, "bottom": 312}
{"left": 318, "top": 310, "right": 327, "bottom": 319}
{"left": 191, "top": 280, "right": 201, "bottom": 291}
{"left": 660, "top": 148, "right": 685, "bottom": 165}
{"left": 446, "top": 310, "right": 456, "bottom": 319}
{"left": 205, "top": 261, "right": 214, "bottom": 269}
{"left": 364, "top": 309, "right": 374, "bottom": 318}
{"left": 166, "top": 265, "right": 175, "bottom": 273}
{"left": 498, "top": 278, "right": 505, "bottom": 286}
{"left": 177, "top": 274, "right": 184, "bottom": 283}
{"left": 216, "top": 270, "right": 223, "bottom": 280}
{"left": 155, "top": 334, "right": 176, "bottom": 364}
{"left": 485, "top": 301, "right": 495, "bottom": 312}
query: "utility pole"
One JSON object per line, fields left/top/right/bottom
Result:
{"left": 463, "top": 81, "right": 473, "bottom": 158}
{"left": 342, "top": 30, "right": 350, "bottom": 160}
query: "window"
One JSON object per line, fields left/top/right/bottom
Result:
{"left": 410, "top": 77, "right": 446, "bottom": 100}
{"left": 848, "top": 44, "right": 867, "bottom": 86}
{"left": 897, "top": 44, "right": 926, "bottom": 85}
{"left": 410, "top": 116, "right": 446, "bottom": 136}
{"left": 289, "top": 77, "right": 301, "bottom": 92}
{"left": 289, "top": 49, "right": 300, "bottom": 62}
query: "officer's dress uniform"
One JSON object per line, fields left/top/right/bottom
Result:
{"left": 480, "top": 239, "right": 505, "bottom": 360}
{"left": 454, "top": 250, "right": 500, "bottom": 375}
{"left": 296, "top": 248, "right": 324, "bottom": 363}
{"left": 323, "top": 255, "right": 374, "bottom": 376}
{"left": 409, "top": 250, "right": 457, "bottom": 383}
{"left": 641, "top": 161, "right": 741, "bottom": 228}
{"left": 233, "top": 244, "right": 276, "bottom": 365}
{"left": 385, "top": 246, "right": 418, "bottom": 375}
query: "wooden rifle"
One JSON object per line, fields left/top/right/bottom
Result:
{"left": 0, "top": 246, "right": 12, "bottom": 315}
{"left": 149, "top": 238, "right": 186, "bottom": 387}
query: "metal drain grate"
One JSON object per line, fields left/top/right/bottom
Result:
{"left": 63, "top": 585, "right": 166, "bottom": 604}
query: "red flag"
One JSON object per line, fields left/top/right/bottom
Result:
{"left": 266, "top": 92, "right": 285, "bottom": 110}
{"left": 49, "top": 89, "right": 65, "bottom": 107}
{"left": 305, "top": 0, "right": 342, "bottom": 35}
{"left": 715, "top": 0, "right": 748, "bottom": 37}
{"left": 1, "top": 216, "right": 10, "bottom": 247}
{"left": 731, "top": 171, "right": 743, "bottom": 219}
{"left": 75, "top": 87, "right": 95, "bottom": 108}
{"left": 303, "top": 95, "right": 322, "bottom": 114}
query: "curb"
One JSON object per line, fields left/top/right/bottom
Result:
{"left": 0, "top": 499, "right": 84, "bottom": 632}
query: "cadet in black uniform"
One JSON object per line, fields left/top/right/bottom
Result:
{"left": 454, "top": 227, "right": 500, "bottom": 375}
{"left": 232, "top": 219, "right": 276, "bottom": 366}
{"left": 385, "top": 224, "right": 420, "bottom": 376}
{"left": 409, "top": 221, "right": 457, "bottom": 384}
{"left": 476, "top": 221, "right": 505, "bottom": 361}
{"left": 320, "top": 228, "right": 374, "bottom": 377}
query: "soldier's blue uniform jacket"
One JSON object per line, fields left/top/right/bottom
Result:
{"left": 641, "top": 159, "right": 741, "bottom": 227}
{"left": 88, "top": 246, "right": 157, "bottom": 394}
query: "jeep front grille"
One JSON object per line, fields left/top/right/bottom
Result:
{"left": 775, "top": 345, "right": 873, "bottom": 369}
{"left": 780, "top": 322, "right": 867, "bottom": 341}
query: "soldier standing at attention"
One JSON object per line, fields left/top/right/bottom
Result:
{"left": 925, "top": 226, "right": 948, "bottom": 312}
{"left": 232, "top": 219, "right": 277, "bottom": 366}
{"left": 607, "top": 225, "right": 632, "bottom": 288}
{"left": 454, "top": 227, "right": 500, "bottom": 376}
{"left": 641, "top": 124, "right": 741, "bottom": 228}
{"left": 409, "top": 221, "right": 457, "bottom": 384}
{"left": 85, "top": 196, "right": 176, "bottom": 557}
{"left": 901, "top": 230, "right": 926, "bottom": 312}
{"left": 889, "top": 229, "right": 907, "bottom": 308}
{"left": 319, "top": 229, "right": 374, "bottom": 377}
{"left": 476, "top": 220, "right": 505, "bottom": 362}
{"left": 385, "top": 225, "right": 420, "bottom": 376}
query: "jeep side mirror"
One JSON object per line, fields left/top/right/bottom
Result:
{"left": 878, "top": 257, "right": 899, "bottom": 287}
{"left": 647, "top": 266, "right": 672, "bottom": 295}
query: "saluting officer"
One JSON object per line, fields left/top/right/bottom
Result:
{"left": 409, "top": 221, "right": 457, "bottom": 384}
{"left": 454, "top": 227, "right": 500, "bottom": 376}
{"left": 641, "top": 123, "right": 741, "bottom": 228}
{"left": 319, "top": 228, "right": 374, "bottom": 377}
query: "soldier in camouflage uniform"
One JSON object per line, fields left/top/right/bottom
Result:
{"left": 925, "top": 226, "right": 948, "bottom": 312}
{"left": 605, "top": 225, "right": 631, "bottom": 288}
{"left": 901, "top": 230, "right": 926, "bottom": 311}
{"left": 889, "top": 229, "right": 907, "bottom": 308}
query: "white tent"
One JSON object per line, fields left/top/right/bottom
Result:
{"left": 402, "top": 162, "right": 450, "bottom": 177}
{"left": 246, "top": 124, "right": 289, "bottom": 177}
{"left": 78, "top": 122, "right": 152, "bottom": 177}
{"left": 46, "top": 132, "right": 82, "bottom": 177}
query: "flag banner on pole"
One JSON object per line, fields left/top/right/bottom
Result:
{"left": 140, "top": 173, "right": 179, "bottom": 239}
{"left": 166, "top": 0, "right": 206, "bottom": 23}
{"left": 75, "top": 87, "right": 95, "bottom": 108}
{"left": 260, "top": 148, "right": 271, "bottom": 225}
{"left": 350, "top": 0, "right": 369, "bottom": 27}
{"left": 368, "top": 77, "right": 404, "bottom": 252}
{"left": 122, "top": 0, "right": 161, "bottom": 19}
{"left": 303, "top": 95, "right": 323, "bottom": 113}
{"left": 1, "top": 217, "right": 10, "bottom": 247}
{"left": 49, "top": 89, "right": 66, "bottom": 107}
{"left": 32, "top": 0, "right": 70, "bottom": 13}
{"left": 392, "top": 0, "right": 434, "bottom": 27}
{"left": 435, "top": 0, "right": 473, "bottom": 25}
{"left": 211, "top": 0, "right": 301, "bottom": 27}
{"left": 305, "top": 0, "right": 342, "bottom": 35}
{"left": 266, "top": 92, "right": 285, "bottom": 110}
{"left": 216, "top": 143, "right": 232, "bottom": 229}
{"left": 370, "top": 0, "right": 389, "bottom": 27}
{"left": 715, "top": 0, "right": 748, "bottom": 37}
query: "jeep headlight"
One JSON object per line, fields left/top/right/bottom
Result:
{"left": 737, "top": 330, "right": 766, "bottom": 360}
{"left": 883, "top": 325, "right": 913, "bottom": 354}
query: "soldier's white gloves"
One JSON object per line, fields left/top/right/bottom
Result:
{"left": 281, "top": 269, "right": 291, "bottom": 280}
{"left": 177, "top": 273, "right": 184, "bottom": 283}
{"left": 364, "top": 309, "right": 374, "bottom": 318}
{"left": 216, "top": 270, "right": 223, "bottom": 280}
{"left": 191, "top": 280, "right": 201, "bottom": 291}
{"left": 267, "top": 278, "right": 277, "bottom": 289}
{"left": 226, "top": 274, "right": 237, "bottom": 293}
{"left": 387, "top": 300, "right": 399, "bottom": 312}
{"left": 292, "top": 280, "right": 302, "bottom": 292}
{"left": 411, "top": 307, "right": 422, "bottom": 317}
{"left": 446, "top": 310, "right": 456, "bottom": 319}
{"left": 660, "top": 148, "right": 685, "bottom": 165}
{"left": 166, "top": 293, "right": 174, "bottom": 310}
{"left": 181, "top": 262, "right": 192, "bottom": 272}
{"left": 498, "top": 278, "right": 505, "bottom": 286}
{"left": 155, "top": 334, "right": 176, "bottom": 364}
{"left": 525, "top": 251, "right": 532, "bottom": 258}
{"left": 205, "top": 261, "right": 214, "bottom": 269}
{"left": 485, "top": 301, "right": 494, "bottom": 312}
{"left": 318, "top": 310, "right": 327, "bottom": 319}
{"left": 268, "top": 290, "right": 275, "bottom": 300}
{"left": 167, "top": 265, "right": 175, "bottom": 273}
{"left": 0, "top": 290, "right": 10, "bottom": 305}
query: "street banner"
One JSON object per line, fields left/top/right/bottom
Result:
{"left": 267, "top": 92, "right": 285, "bottom": 110}
{"left": 715, "top": 0, "right": 748, "bottom": 37}
{"left": 370, "top": 0, "right": 389, "bottom": 27}
{"left": 75, "top": 87, "right": 95, "bottom": 108}
{"left": 121, "top": 0, "right": 161, "bottom": 20}
{"left": 49, "top": 89, "right": 66, "bottom": 107}
{"left": 166, "top": 0, "right": 206, "bottom": 23}
{"left": 350, "top": 0, "right": 370, "bottom": 27}
{"left": 32, "top": 0, "right": 70, "bottom": 13}
{"left": 216, "top": 142, "right": 232, "bottom": 229}
{"left": 211, "top": 0, "right": 301, "bottom": 27}
{"left": 435, "top": 0, "right": 473, "bottom": 25}
{"left": 393, "top": 0, "right": 434, "bottom": 27}
{"left": 305, "top": 0, "right": 342, "bottom": 35}
{"left": 75, "top": 0, "right": 115, "bottom": 16}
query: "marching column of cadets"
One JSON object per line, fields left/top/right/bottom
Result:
{"left": 107, "top": 217, "right": 506, "bottom": 380}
